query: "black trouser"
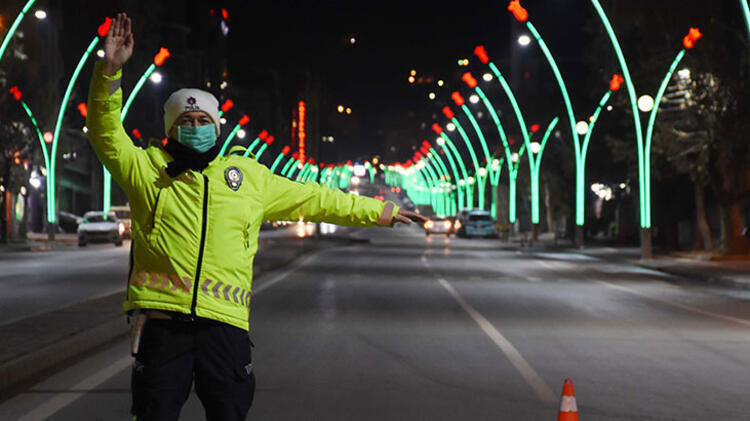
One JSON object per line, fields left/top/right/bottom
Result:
{"left": 131, "top": 317, "right": 255, "bottom": 421}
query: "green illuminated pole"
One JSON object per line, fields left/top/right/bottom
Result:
{"left": 121, "top": 64, "right": 156, "bottom": 121}
{"left": 429, "top": 147, "right": 457, "bottom": 215}
{"left": 286, "top": 161, "right": 302, "bottom": 179}
{"left": 524, "top": 22, "right": 586, "bottom": 231}
{"left": 254, "top": 142, "right": 272, "bottom": 161}
{"left": 589, "top": 0, "right": 697, "bottom": 258}
{"left": 449, "top": 118, "right": 480, "bottom": 209}
{"left": 743, "top": 0, "right": 750, "bottom": 43}
{"left": 437, "top": 131, "right": 470, "bottom": 209}
{"left": 219, "top": 123, "right": 250, "bottom": 156}
{"left": 425, "top": 153, "right": 450, "bottom": 216}
{"left": 459, "top": 104, "right": 492, "bottom": 211}
{"left": 0, "top": 0, "right": 37, "bottom": 67}
{"left": 295, "top": 163, "right": 311, "bottom": 181}
{"left": 644, "top": 49, "right": 687, "bottom": 226}
{"left": 418, "top": 160, "right": 440, "bottom": 214}
{"left": 50, "top": 35, "right": 100, "bottom": 234}
{"left": 472, "top": 82, "right": 525, "bottom": 222}
{"left": 17, "top": 99, "right": 53, "bottom": 221}
{"left": 435, "top": 141, "right": 463, "bottom": 215}
{"left": 529, "top": 118, "right": 560, "bottom": 224}
{"left": 280, "top": 156, "right": 296, "bottom": 176}
{"left": 269, "top": 152, "right": 288, "bottom": 173}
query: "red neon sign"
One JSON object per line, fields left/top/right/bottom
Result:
{"left": 281, "top": 145, "right": 291, "bottom": 155}
{"left": 530, "top": 124, "right": 540, "bottom": 133}
{"left": 264, "top": 135, "right": 275, "bottom": 145}
{"left": 257, "top": 129, "right": 269, "bottom": 141}
{"left": 297, "top": 101, "right": 306, "bottom": 164}
{"left": 431, "top": 123, "right": 443, "bottom": 134}
{"left": 132, "top": 128, "right": 142, "bottom": 139}
{"left": 442, "top": 106, "right": 455, "bottom": 120}
{"left": 238, "top": 115, "right": 250, "bottom": 126}
{"left": 77, "top": 102, "right": 88, "bottom": 117}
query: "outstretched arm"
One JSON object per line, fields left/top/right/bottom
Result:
{"left": 262, "top": 169, "right": 426, "bottom": 227}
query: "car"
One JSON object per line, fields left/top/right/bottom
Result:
{"left": 109, "top": 205, "right": 132, "bottom": 238}
{"left": 424, "top": 217, "right": 454, "bottom": 237}
{"left": 77, "top": 211, "right": 124, "bottom": 247}
{"left": 456, "top": 209, "right": 496, "bottom": 238}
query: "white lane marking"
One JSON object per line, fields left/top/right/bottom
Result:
{"left": 17, "top": 355, "right": 132, "bottom": 421}
{"left": 598, "top": 281, "right": 750, "bottom": 328}
{"left": 252, "top": 247, "right": 332, "bottom": 295}
{"left": 436, "top": 277, "right": 557, "bottom": 404}
{"left": 525, "top": 276, "right": 541, "bottom": 283}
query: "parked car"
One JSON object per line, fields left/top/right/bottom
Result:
{"left": 456, "top": 209, "right": 496, "bottom": 238}
{"left": 109, "top": 205, "right": 132, "bottom": 238}
{"left": 77, "top": 211, "right": 124, "bottom": 247}
{"left": 423, "top": 217, "right": 453, "bottom": 237}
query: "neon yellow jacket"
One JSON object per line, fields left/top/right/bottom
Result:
{"left": 86, "top": 62, "right": 399, "bottom": 330}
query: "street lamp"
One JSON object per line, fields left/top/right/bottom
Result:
{"left": 149, "top": 71, "right": 162, "bottom": 83}
{"left": 518, "top": 34, "right": 531, "bottom": 46}
{"left": 469, "top": 94, "right": 480, "bottom": 104}
{"left": 237, "top": 129, "right": 246, "bottom": 139}
{"left": 34, "top": 9, "right": 46, "bottom": 19}
{"left": 576, "top": 121, "right": 589, "bottom": 135}
{"left": 530, "top": 142, "right": 541, "bottom": 154}
{"left": 428, "top": 92, "right": 436, "bottom": 100}
{"left": 482, "top": 73, "right": 493, "bottom": 82}
{"left": 446, "top": 122, "right": 456, "bottom": 132}
{"left": 637, "top": 94, "right": 654, "bottom": 112}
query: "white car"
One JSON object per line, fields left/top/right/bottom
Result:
{"left": 77, "top": 211, "right": 124, "bottom": 247}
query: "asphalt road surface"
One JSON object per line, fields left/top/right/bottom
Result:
{"left": 2, "top": 225, "right": 750, "bottom": 420}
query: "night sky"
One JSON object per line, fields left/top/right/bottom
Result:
{"left": 223, "top": 0, "right": 586, "bottom": 162}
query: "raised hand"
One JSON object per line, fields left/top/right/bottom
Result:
{"left": 393, "top": 208, "right": 428, "bottom": 225}
{"left": 102, "top": 13, "right": 134, "bottom": 75}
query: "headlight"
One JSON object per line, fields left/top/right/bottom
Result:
{"left": 454, "top": 220, "right": 462, "bottom": 230}
{"left": 424, "top": 220, "right": 434, "bottom": 229}
{"left": 118, "top": 222, "right": 125, "bottom": 235}
{"left": 444, "top": 220, "right": 452, "bottom": 229}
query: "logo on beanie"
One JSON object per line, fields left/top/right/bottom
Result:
{"left": 185, "top": 96, "right": 201, "bottom": 111}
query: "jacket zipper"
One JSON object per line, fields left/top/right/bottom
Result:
{"left": 190, "top": 175, "right": 210, "bottom": 317}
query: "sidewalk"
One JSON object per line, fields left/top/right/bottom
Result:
{"left": 0, "top": 233, "right": 78, "bottom": 253}
{"left": 0, "top": 232, "right": 360, "bottom": 401}
{"left": 518, "top": 233, "right": 750, "bottom": 290}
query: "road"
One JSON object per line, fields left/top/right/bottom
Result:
{"left": 2, "top": 225, "right": 750, "bottom": 420}
{"left": 0, "top": 225, "right": 324, "bottom": 326}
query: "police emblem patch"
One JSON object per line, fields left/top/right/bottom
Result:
{"left": 225, "top": 166, "right": 243, "bottom": 191}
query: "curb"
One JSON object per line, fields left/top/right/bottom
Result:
{"left": 555, "top": 246, "right": 750, "bottom": 290}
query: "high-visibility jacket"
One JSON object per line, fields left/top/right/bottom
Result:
{"left": 86, "top": 62, "right": 399, "bottom": 330}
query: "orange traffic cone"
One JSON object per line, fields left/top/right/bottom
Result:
{"left": 557, "top": 378, "right": 579, "bottom": 421}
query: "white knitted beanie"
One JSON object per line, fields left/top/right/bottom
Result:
{"left": 163, "top": 88, "right": 221, "bottom": 137}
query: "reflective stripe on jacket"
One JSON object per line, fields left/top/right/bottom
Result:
{"left": 86, "top": 61, "right": 399, "bottom": 330}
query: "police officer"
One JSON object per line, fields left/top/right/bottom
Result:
{"left": 87, "top": 13, "right": 425, "bottom": 421}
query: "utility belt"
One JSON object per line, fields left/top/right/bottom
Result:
{"left": 128, "top": 309, "right": 204, "bottom": 355}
